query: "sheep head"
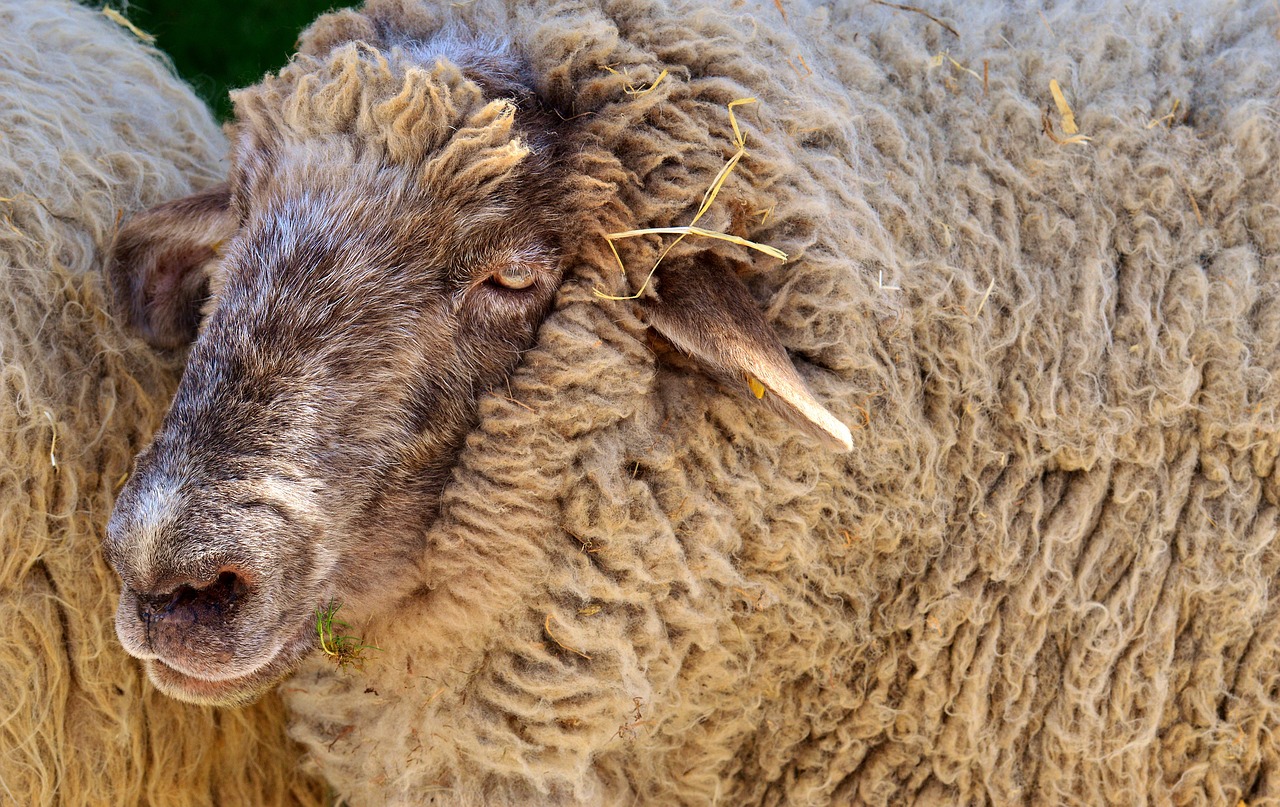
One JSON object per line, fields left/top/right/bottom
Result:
{"left": 105, "top": 36, "right": 850, "bottom": 706}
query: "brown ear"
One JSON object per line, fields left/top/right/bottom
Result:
{"left": 640, "top": 254, "right": 854, "bottom": 451}
{"left": 108, "top": 184, "right": 235, "bottom": 350}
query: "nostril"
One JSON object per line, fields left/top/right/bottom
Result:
{"left": 202, "top": 570, "right": 249, "bottom": 610}
{"left": 135, "top": 569, "right": 250, "bottom": 626}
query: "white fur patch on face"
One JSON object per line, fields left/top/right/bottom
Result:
{"left": 120, "top": 472, "right": 184, "bottom": 589}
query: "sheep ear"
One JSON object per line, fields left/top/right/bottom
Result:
{"left": 640, "top": 255, "right": 854, "bottom": 451}
{"left": 108, "top": 184, "right": 235, "bottom": 350}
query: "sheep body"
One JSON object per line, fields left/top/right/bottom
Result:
{"left": 0, "top": 2, "right": 325, "bottom": 804}
{"left": 125, "top": 0, "right": 1280, "bottom": 803}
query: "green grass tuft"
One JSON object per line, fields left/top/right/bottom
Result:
{"left": 315, "top": 601, "right": 379, "bottom": 671}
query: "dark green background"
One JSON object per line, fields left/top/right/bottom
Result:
{"left": 117, "top": 0, "right": 345, "bottom": 119}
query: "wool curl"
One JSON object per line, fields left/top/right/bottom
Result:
{"left": 233, "top": 44, "right": 525, "bottom": 172}
{"left": 234, "top": 0, "right": 1280, "bottom": 804}
{"left": 0, "top": 2, "right": 325, "bottom": 805}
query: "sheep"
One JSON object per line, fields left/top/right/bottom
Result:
{"left": 102, "top": 0, "right": 1280, "bottom": 804}
{"left": 0, "top": 1, "right": 326, "bottom": 804}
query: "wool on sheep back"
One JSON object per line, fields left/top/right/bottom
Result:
{"left": 0, "top": 2, "right": 326, "bottom": 805}
{"left": 223, "top": 0, "right": 1278, "bottom": 804}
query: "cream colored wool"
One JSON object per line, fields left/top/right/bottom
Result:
{"left": 0, "top": 2, "right": 326, "bottom": 805}
{"left": 221, "top": 0, "right": 1278, "bottom": 803}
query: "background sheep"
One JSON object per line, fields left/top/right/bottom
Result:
{"left": 104, "top": 0, "right": 1280, "bottom": 804}
{"left": 0, "top": 2, "right": 325, "bottom": 804}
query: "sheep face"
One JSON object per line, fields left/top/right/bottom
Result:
{"left": 103, "top": 34, "right": 851, "bottom": 707}
{"left": 104, "top": 48, "right": 566, "bottom": 705}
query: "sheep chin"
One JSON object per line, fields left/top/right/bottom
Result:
{"left": 144, "top": 624, "right": 316, "bottom": 707}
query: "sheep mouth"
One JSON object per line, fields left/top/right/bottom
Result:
{"left": 143, "top": 622, "right": 317, "bottom": 706}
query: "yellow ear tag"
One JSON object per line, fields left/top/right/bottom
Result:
{"left": 747, "top": 375, "right": 766, "bottom": 399}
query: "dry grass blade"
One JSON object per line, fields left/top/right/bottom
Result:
{"left": 544, "top": 613, "right": 592, "bottom": 659}
{"left": 976, "top": 277, "right": 996, "bottom": 315}
{"left": 695, "top": 150, "right": 745, "bottom": 227}
{"left": 1041, "top": 108, "right": 1092, "bottom": 146}
{"left": 596, "top": 98, "right": 786, "bottom": 300}
{"left": 947, "top": 54, "right": 980, "bottom": 80}
{"left": 1146, "top": 98, "right": 1181, "bottom": 129}
{"left": 870, "top": 0, "right": 959, "bottom": 38}
{"left": 594, "top": 227, "right": 786, "bottom": 300}
{"left": 930, "top": 52, "right": 979, "bottom": 81}
{"left": 605, "top": 226, "right": 786, "bottom": 259}
{"left": 555, "top": 108, "right": 595, "bottom": 122}
{"left": 102, "top": 7, "right": 156, "bottom": 43}
{"left": 1038, "top": 9, "right": 1055, "bottom": 36}
{"left": 604, "top": 64, "right": 670, "bottom": 97}
{"left": 726, "top": 97, "right": 754, "bottom": 149}
{"left": 625, "top": 68, "right": 669, "bottom": 96}
{"left": 0, "top": 193, "right": 48, "bottom": 206}
{"left": 1049, "top": 79, "right": 1078, "bottom": 134}
{"left": 1178, "top": 173, "right": 1204, "bottom": 226}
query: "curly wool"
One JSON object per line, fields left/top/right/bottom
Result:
{"left": 264, "top": 0, "right": 1278, "bottom": 804}
{"left": 231, "top": 44, "right": 535, "bottom": 214}
{"left": 0, "top": 2, "right": 325, "bottom": 805}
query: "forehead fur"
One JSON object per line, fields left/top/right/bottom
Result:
{"left": 229, "top": 43, "right": 532, "bottom": 194}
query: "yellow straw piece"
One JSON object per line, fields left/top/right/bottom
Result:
{"left": 625, "top": 68, "right": 669, "bottom": 96}
{"left": 596, "top": 98, "right": 788, "bottom": 301}
{"left": 102, "top": 7, "right": 156, "bottom": 43}
{"left": 1146, "top": 98, "right": 1181, "bottom": 129}
{"left": 605, "top": 226, "right": 786, "bottom": 259}
{"left": 1049, "top": 79, "right": 1078, "bottom": 134}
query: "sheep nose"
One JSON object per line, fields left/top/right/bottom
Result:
{"left": 133, "top": 569, "right": 250, "bottom": 630}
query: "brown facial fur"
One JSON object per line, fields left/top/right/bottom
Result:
{"left": 105, "top": 21, "right": 848, "bottom": 707}
{"left": 106, "top": 34, "right": 568, "bottom": 704}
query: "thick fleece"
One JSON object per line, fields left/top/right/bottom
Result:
{"left": 0, "top": 2, "right": 325, "bottom": 804}
{"left": 263, "top": 0, "right": 1278, "bottom": 804}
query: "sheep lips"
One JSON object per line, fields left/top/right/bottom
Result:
{"left": 142, "top": 626, "right": 315, "bottom": 707}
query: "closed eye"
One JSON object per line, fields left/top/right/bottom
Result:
{"left": 491, "top": 263, "right": 536, "bottom": 290}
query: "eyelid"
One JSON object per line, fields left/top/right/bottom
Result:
{"left": 493, "top": 263, "right": 537, "bottom": 289}
{"left": 460, "top": 261, "right": 540, "bottom": 295}
{"left": 458, "top": 246, "right": 555, "bottom": 298}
